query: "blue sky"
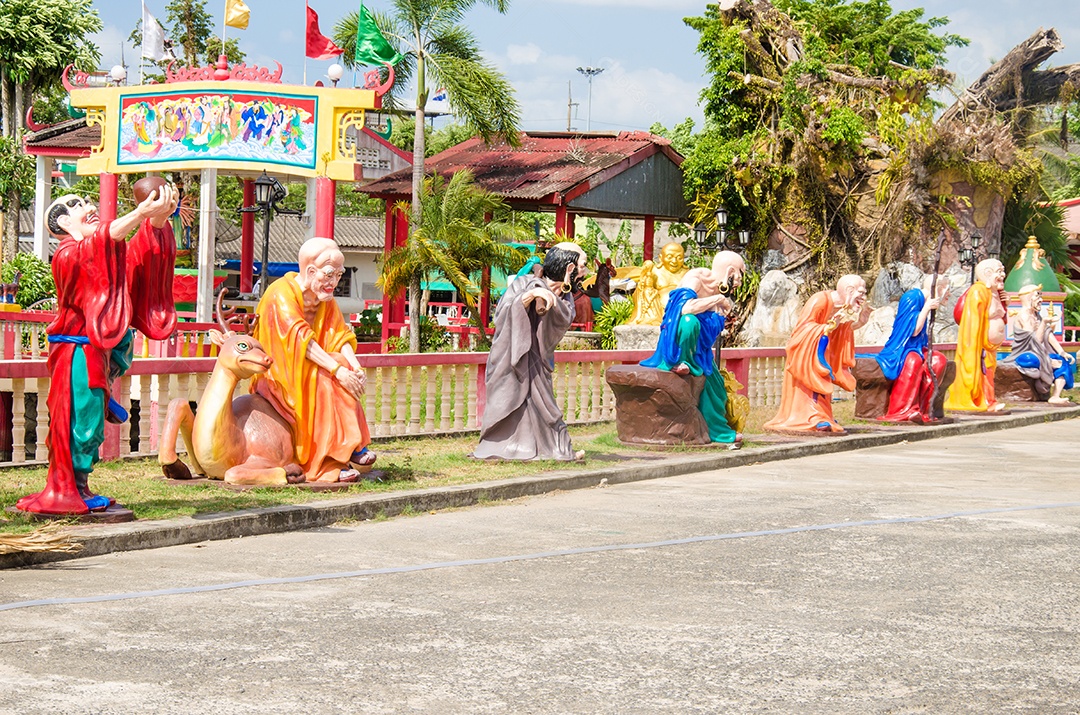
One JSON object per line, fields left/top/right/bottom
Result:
{"left": 89, "top": 0, "right": 1080, "bottom": 133}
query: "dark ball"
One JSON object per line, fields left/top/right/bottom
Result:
{"left": 133, "top": 176, "right": 167, "bottom": 204}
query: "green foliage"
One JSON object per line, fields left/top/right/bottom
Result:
{"left": 0, "top": 135, "right": 35, "bottom": 207}
{"left": 1065, "top": 292, "right": 1080, "bottom": 328}
{"left": 821, "top": 106, "right": 867, "bottom": 153}
{"left": 428, "top": 123, "right": 476, "bottom": 156}
{"left": 386, "top": 317, "right": 451, "bottom": 353}
{"left": 352, "top": 308, "right": 382, "bottom": 340}
{"left": 1, "top": 252, "right": 56, "bottom": 306}
{"left": 774, "top": 0, "right": 967, "bottom": 76}
{"left": 999, "top": 201, "right": 1072, "bottom": 273}
{"left": 165, "top": 0, "right": 213, "bottom": 67}
{"left": 649, "top": 118, "right": 698, "bottom": 156}
{"left": 578, "top": 219, "right": 641, "bottom": 267}
{"left": 0, "top": 0, "right": 102, "bottom": 94}
{"left": 594, "top": 298, "right": 634, "bottom": 350}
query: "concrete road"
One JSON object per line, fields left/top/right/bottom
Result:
{"left": 0, "top": 420, "right": 1078, "bottom": 714}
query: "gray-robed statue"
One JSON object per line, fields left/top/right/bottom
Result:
{"left": 473, "top": 243, "right": 588, "bottom": 461}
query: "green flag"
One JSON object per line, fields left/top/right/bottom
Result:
{"left": 355, "top": 4, "right": 402, "bottom": 67}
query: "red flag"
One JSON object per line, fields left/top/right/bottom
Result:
{"left": 306, "top": 4, "right": 344, "bottom": 60}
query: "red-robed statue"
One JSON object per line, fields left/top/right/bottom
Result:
{"left": 16, "top": 187, "right": 178, "bottom": 515}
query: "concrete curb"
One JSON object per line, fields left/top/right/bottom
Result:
{"left": 3, "top": 405, "right": 1078, "bottom": 569}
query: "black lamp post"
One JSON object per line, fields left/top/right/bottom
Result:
{"left": 253, "top": 172, "right": 276, "bottom": 297}
{"left": 962, "top": 230, "right": 982, "bottom": 284}
{"left": 692, "top": 205, "right": 750, "bottom": 254}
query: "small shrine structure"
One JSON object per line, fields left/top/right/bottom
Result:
{"left": 34, "top": 57, "right": 398, "bottom": 320}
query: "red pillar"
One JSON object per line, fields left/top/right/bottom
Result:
{"left": 240, "top": 179, "right": 255, "bottom": 292}
{"left": 555, "top": 205, "right": 568, "bottom": 239}
{"left": 98, "top": 173, "right": 118, "bottom": 222}
{"left": 565, "top": 211, "right": 576, "bottom": 240}
{"left": 479, "top": 212, "right": 492, "bottom": 334}
{"left": 380, "top": 202, "right": 410, "bottom": 349}
{"left": 643, "top": 215, "right": 655, "bottom": 261}
{"left": 315, "top": 177, "right": 335, "bottom": 239}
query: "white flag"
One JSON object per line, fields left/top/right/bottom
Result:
{"left": 141, "top": 2, "right": 167, "bottom": 62}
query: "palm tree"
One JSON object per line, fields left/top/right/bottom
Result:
{"left": 378, "top": 170, "right": 529, "bottom": 352}
{"left": 333, "top": 0, "right": 522, "bottom": 214}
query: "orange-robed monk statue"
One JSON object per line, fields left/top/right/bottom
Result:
{"left": 250, "top": 237, "right": 376, "bottom": 482}
{"left": 764, "top": 274, "right": 870, "bottom": 434}
{"left": 944, "top": 258, "right": 1008, "bottom": 412}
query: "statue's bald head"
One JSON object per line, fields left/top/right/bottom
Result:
{"left": 298, "top": 237, "right": 345, "bottom": 302}
{"left": 299, "top": 237, "right": 344, "bottom": 272}
{"left": 975, "top": 258, "right": 1005, "bottom": 290}
{"left": 836, "top": 274, "right": 867, "bottom": 308}
{"left": 711, "top": 251, "right": 746, "bottom": 290}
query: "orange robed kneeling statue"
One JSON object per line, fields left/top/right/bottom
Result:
{"left": 251, "top": 237, "right": 376, "bottom": 482}
{"left": 764, "top": 274, "right": 869, "bottom": 434}
{"left": 944, "top": 258, "right": 1008, "bottom": 412}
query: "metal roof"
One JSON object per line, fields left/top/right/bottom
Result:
{"left": 216, "top": 215, "right": 383, "bottom": 264}
{"left": 15, "top": 209, "right": 382, "bottom": 263}
{"left": 23, "top": 118, "right": 100, "bottom": 155}
{"left": 359, "top": 131, "right": 688, "bottom": 220}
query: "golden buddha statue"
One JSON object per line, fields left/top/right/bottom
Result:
{"left": 626, "top": 242, "right": 689, "bottom": 326}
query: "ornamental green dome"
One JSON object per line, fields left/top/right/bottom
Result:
{"left": 1004, "top": 236, "right": 1061, "bottom": 293}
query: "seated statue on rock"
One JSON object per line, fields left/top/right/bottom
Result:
{"left": 639, "top": 250, "right": 747, "bottom": 444}
{"left": 764, "top": 275, "right": 869, "bottom": 434}
{"left": 1000, "top": 284, "right": 1075, "bottom": 404}
{"left": 944, "top": 259, "right": 1008, "bottom": 413}
{"left": 874, "top": 275, "right": 950, "bottom": 423}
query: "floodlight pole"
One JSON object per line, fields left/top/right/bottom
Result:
{"left": 576, "top": 66, "right": 604, "bottom": 131}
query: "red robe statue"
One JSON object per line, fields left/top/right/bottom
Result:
{"left": 16, "top": 219, "right": 176, "bottom": 515}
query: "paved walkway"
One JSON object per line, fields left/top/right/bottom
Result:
{"left": 0, "top": 420, "right": 1077, "bottom": 713}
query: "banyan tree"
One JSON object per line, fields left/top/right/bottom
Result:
{"left": 677, "top": 0, "right": 1080, "bottom": 292}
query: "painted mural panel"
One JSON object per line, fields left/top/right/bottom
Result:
{"left": 118, "top": 91, "right": 318, "bottom": 169}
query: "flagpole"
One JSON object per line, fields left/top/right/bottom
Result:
{"left": 303, "top": 1, "right": 309, "bottom": 85}
{"left": 222, "top": 0, "right": 227, "bottom": 55}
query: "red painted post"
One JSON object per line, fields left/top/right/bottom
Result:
{"left": 643, "top": 215, "right": 655, "bottom": 261}
{"left": 555, "top": 205, "right": 568, "bottom": 237}
{"left": 380, "top": 202, "right": 396, "bottom": 347}
{"left": 723, "top": 356, "right": 751, "bottom": 396}
{"left": 98, "top": 173, "right": 118, "bottom": 222}
{"left": 314, "top": 177, "right": 336, "bottom": 239}
{"left": 479, "top": 211, "right": 492, "bottom": 333}
{"left": 240, "top": 179, "right": 255, "bottom": 293}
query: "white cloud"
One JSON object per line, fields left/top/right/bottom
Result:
{"left": 506, "top": 43, "right": 543, "bottom": 65}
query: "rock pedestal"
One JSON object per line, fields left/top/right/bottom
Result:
{"left": 605, "top": 365, "right": 711, "bottom": 445}
{"left": 994, "top": 363, "right": 1044, "bottom": 402}
{"left": 853, "top": 359, "right": 892, "bottom": 419}
{"left": 853, "top": 357, "right": 957, "bottom": 420}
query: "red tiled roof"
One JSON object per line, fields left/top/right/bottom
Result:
{"left": 359, "top": 131, "right": 683, "bottom": 202}
{"left": 23, "top": 118, "right": 100, "bottom": 154}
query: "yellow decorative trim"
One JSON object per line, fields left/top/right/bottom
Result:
{"left": 84, "top": 109, "right": 106, "bottom": 154}
{"left": 336, "top": 110, "right": 366, "bottom": 162}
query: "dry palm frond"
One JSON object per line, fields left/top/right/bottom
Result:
{"left": 0, "top": 523, "right": 83, "bottom": 555}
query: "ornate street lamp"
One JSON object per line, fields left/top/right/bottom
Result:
{"left": 328, "top": 63, "right": 344, "bottom": 87}
{"left": 241, "top": 172, "right": 293, "bottom": 297}
{"left": 692, "top": 205, "right": 751, "bottom": 255}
